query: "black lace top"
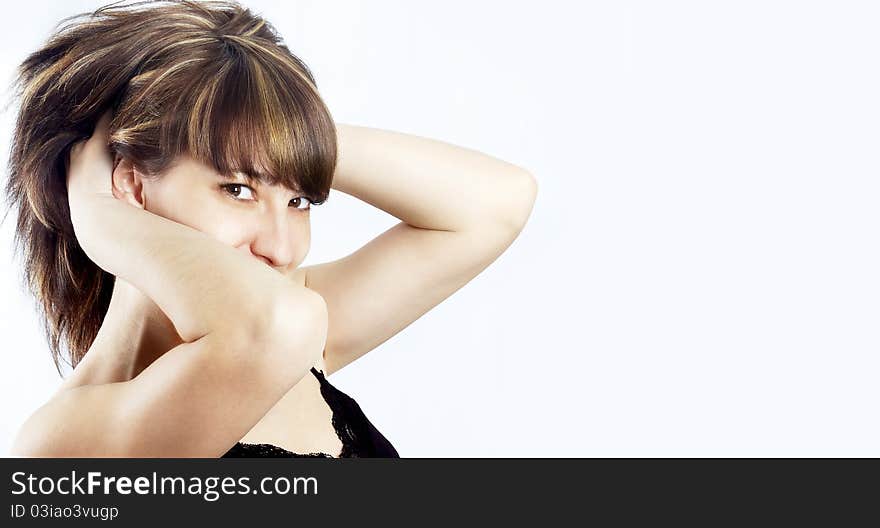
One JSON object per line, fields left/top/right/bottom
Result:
{"left": 222, "top": 367, "right": 399, "bottom": 458}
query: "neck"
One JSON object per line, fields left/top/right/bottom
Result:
{"left": 69, "top": 277, "right": 184, "bottom": 385}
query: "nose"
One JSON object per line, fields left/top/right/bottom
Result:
{"left": 249, "top": 208, "right": 295, "bottom": 269}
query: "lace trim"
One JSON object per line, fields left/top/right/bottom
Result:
{"left": 223, "top": 366, "right": 395, "bottom": 458}
{"left": 224, "top": 367, "right": 347, "bottom": 458}
{"left": 311, "top": 367, "right": 363, "bottom": 458}
{"left": 223, "top": 442, "right": 332, "bottom": 458}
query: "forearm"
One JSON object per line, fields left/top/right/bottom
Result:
{"left": 70, "top": 194, "right": 316, "bottom": 343}
{"left": 333, "top": 124, "right": 536, "bottom": 232}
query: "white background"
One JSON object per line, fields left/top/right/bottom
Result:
{"left": 1, "top": 1, "right": 878, "bottom": 456}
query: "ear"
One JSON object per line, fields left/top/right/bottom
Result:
{"left": 111, "top": 155, "right": 147, "bottom": 209}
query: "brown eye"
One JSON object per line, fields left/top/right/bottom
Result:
{"left": 221, "top": 183, "right": 256, "bottom": 200}
{"left": 290, "top": 196, "right": 312, "bottom": 211}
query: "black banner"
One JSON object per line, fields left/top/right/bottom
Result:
{"left": 1, "top": 458, "right": 876, "bottom": 525}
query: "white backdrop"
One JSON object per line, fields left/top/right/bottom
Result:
{"left": 1, "top": 0, "right": 878, "bottom": 457}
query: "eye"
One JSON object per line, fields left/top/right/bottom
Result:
{"left": 221, "top": 183, "right": 256, "bottom": 201}
{"left": 290, "top": 196, "right": 313, "bottom": 211}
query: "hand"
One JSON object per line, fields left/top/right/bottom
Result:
{"left": 66, "top": 110, "right": 115, "bottom": 203}
{"left": 66, "top": 110, "right": 123, "bottom": 264}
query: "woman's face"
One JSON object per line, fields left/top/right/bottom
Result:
{"left": 116, "top": 153, "right": 311, "bottom": 275}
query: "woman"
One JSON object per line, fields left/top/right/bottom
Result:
{"left": 6, "top": 0, "right": 536, "bottom": 457}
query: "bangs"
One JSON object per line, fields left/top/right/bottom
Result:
{"left": 165, "top": 47, "right": 337, "bottom": 204}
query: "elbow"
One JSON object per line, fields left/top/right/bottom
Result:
{"left": 250, "top": 287, "right": 328, "bottom": 379}
{"left": 208, "top": 286, "right": 328, "bottom": 393}
{"left": 497, "top": 169, "right": 538, "bottom": 234}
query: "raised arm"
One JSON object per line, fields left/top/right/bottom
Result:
{"left": 11, "top": 112, "right": 327, "bottom": 457}
{"left": 65, "top": 114, "right": 311, "bottom": 344}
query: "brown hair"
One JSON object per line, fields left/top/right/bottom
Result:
{"left": 3, "top": 0, "right": 337, "bottom": 375}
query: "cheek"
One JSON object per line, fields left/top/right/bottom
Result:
{"left": 144, "top": 184, "right": 235, "bottom": 241}
{"left": 291, "top": 221, "right": 311, "bottom": 264}
{"left": 211, "top": 218, "right": 251, "bottom": 245}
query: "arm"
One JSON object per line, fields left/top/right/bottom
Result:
{"left": 70, "top": 193, "right": 315, "bottom": 343}
{"left": 63, "top": 112, "right": 325, "bottom": 345}
{"left": 11, "top": 318, "right": 328, "bottom": 457}
{"left": 67, "top": 127, "right": 310, "bottom": 344}
{"left": 11, "top": 112, "right": 328, "bottom": 457}
{"left": 303, "top": 124, "right": 537, "bottom": 375}
{"left": 332, "top": 124, "right": 537, "bottom": 233}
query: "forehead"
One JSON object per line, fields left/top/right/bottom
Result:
{"left": 166, "top": 154, "right": 303, "bottom": 193}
